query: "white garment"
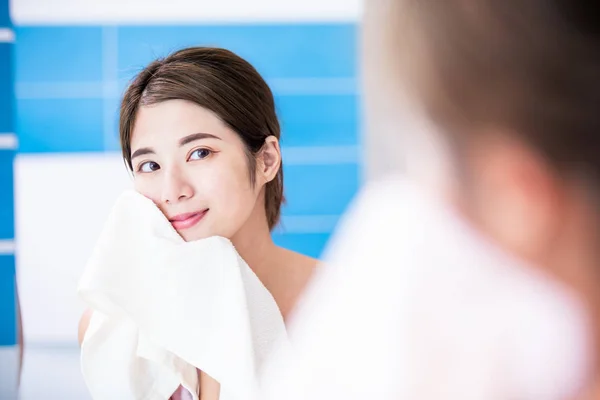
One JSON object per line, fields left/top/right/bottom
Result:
{"left": 78, "top": 190, "right": 288, "bottom": 400}
{"left": 261, "top": 176, "right": 592, "bottom": 400}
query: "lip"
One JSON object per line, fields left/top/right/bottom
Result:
{"left": 169, "top": 209, "right": 208, "bottom": 230}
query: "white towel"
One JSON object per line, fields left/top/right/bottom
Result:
{"left": 77, "top": 190, "right": 288, "bottom": 400}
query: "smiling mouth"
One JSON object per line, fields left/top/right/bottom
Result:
{"left": 169, "top": 209, "right": 209, "bottom": 230}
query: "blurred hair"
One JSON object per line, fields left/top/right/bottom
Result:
{"left": 395, "top": 0, "right": 600, "bottom": 183}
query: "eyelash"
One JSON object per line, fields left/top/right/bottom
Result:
{"left": 188, "top": 147, "right": 212, "bottom": 161}
{"left": 136, "top": 161, "right": 159, "bottom": 174}
{"left": 135, "top": 148, "right": 213, "bottom": 174}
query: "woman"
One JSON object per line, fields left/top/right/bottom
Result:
{"left": 79, "top": 46, "right": 318, "bottom": 399}
{"left": 260, "top": 0, "right": 600, "bottom": 399}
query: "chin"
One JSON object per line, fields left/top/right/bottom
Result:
{"left": 177, "top": 221, "right": 237, "bottom": 243}
{"left": 178, "top": 230, "right": 211, "bottom": 242}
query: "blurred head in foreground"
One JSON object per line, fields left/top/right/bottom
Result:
{"left": 261, "top": 0, "right": 600, "bottom": 398}
{"left": 368, "top": 0, "right": 600, "bottom": 352}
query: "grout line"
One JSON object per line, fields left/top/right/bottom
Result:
{"left": 0, "top": 133, "right": 17, "bottom": 150}
{"left": 0, "top": 239, "right": 16, "bottom": 255}
{"left": 0, "top": 28, "right": 14, "bottom": 42}
{"left": 15, "top": 77, "right": 357, "bottom": 99}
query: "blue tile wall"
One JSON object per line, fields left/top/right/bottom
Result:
{"left": 0, "top": 254, "right": 16, "bottom": 346}
{"left": 16, "top": 27, "right": 104, "bottom": 82}
{"left": 115, "top": 25, "right": 356, "bottom": 80}
{"left": 0, "top": 0, "right": 8, "bottom": 28}
{"left": 14, "top": 23, "right": 360, "bottom": 259}
{"left": 0, "top": 0, "right": 16, "bottom": 347}
{"left": 0, "top": 149, "right": 14, "bottom": 239}
{"left": 0, "top": 43, "right": 13, "bottom": 133}
{"left": 17, "top": 98, "right": 105, "bottom": 153}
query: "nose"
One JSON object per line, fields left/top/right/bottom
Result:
{"left": 160, "top": 166, "right": 194, "bottom": 204}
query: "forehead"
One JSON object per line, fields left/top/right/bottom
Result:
{"left": 131, "top": 99, "right": 237, "bottom": 148}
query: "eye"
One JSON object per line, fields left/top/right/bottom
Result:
{"left": 188, "top": 148, "right": 211, "bottom": 161}
{"left": 138, "top": 161, "right": 160, "bottom": 173}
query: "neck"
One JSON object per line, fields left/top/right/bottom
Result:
{"left": 541, "top": 189, "right": 600, "bottom": 399}
{"left": 230, "top": 201, "right": 277, "bottom": 273}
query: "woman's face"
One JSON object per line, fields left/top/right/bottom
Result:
{"left": 129, "top": 99, "right": 263, "bottom": 242}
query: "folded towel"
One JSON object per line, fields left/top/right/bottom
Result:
{"left": 78, "top": 190, "right": 288, "bottom": 400}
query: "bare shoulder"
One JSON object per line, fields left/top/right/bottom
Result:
{"left": 265, "top": 247, "right": 319, "bottom": 320}
{"left": 278, "top": 247, "right": 319, "bottom": 281}
{"left": 78, "top": 308, "right": 94, "bottom": 346}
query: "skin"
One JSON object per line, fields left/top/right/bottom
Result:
{"left": 79, "top": 99, "right": 318, "bottom": 399}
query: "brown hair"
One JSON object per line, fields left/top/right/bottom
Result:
{"left": 396, "top": 0, "right": 600, "bottom": 182}
{"left": 119, "top": 47, "right": 284, "bottom": 229}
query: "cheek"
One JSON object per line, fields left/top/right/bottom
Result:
{"left": 133, "top": 176, "right": 162, "bottom": 203}
{"left": 210, "top": 170, "right": 255, "bottom": 209}
{"left": 206, "top": 159, "right": 258, "bottom": 219}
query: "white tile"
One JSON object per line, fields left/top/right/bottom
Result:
{"left": 15, "top": 153, "right": 133, "bottom": 343}
{"left": 12, "top": 0, "right": 361, "bottom": 24}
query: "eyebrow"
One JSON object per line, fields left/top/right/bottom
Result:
{"left": 179, "top": 132, "right": 221, "bottom": 147}
{"left": 130, "top": 147, "right": 154, "bottom": 160}
{"left": 130, "top": 132, "right": 221, "bottom": 160}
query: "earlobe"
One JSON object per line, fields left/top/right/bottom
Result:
{"left": 260, "top": 136, "right": 282, "bottom": 183}
{"left": 468, "top": 135, "right": 562, "bottom": 262}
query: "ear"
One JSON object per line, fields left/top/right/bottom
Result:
{"left": 258, "top": 136, "right": 282, "bottom": 184}
{"left": 465, "top": 133, "right": 565, "bottom": 263}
